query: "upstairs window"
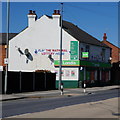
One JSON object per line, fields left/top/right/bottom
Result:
{"left": 101, "top": 48, "right": 106, "bottom": 61}
{"left": 86, "top": 45, "right": 90, "bottom": 52}
{"left": 85, "top": 45, "right": 90, "bottom": 59}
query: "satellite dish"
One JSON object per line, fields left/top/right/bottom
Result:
{"left": 24, "top": 49, "right": 29, "bottom": 55}
{"left": 24, "top": 48, "right": 33, "bottom": 62}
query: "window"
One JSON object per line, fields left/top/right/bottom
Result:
{"left": 85, "top": 45, "right": 90, "bottom": 59}
{"left": 86, "top": 45, "right": 90, "bottom": 52}
{"left": 101, "top": 48, "right": 106, "bottom": 61}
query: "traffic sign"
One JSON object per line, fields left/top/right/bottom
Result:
{"left": 4, "top": 58, "right": 8, "bottom": 64}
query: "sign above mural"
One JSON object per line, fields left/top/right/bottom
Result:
{"left": 34, "top": 49, "right": 70, "bottom": 55}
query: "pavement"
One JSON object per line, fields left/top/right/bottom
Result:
{"left": 1, "top": 85, "right": 119, "bottom": 101}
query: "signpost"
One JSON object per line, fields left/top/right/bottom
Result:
{"left": 4, "top": 0, "right": 10, "bottom": 94}
{"left": 59, "top": 3, "right": 63, "bottom": 90}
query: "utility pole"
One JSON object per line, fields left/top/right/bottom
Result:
{"left": 4, "top": 0, "right": 10, "bottom": 94}
{"left": 59, "top": 3, "right": 63, "bottom": 90}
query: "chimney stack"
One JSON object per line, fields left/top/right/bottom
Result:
{"left": 52, "top": 10, "right": 60, "bottom": 18}
{"left": 27, "top": 10, "right": 37, "bottom": 27}
{"left": 103, "top": 33, "right": 107, "bottom": 41}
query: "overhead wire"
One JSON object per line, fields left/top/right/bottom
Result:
{"left": 64, "top": 3, "right": 117, "bottom": 19}
{"left": 62, "top": 3, "right": 117, "bottom": 42}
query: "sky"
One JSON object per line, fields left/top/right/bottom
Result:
{"left": 1, "top": 1, "right": 119, "bottom": 47}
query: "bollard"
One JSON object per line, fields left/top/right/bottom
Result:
{"left": 60, "top": 83, "right": 64, "bottom": 95}
{"left": 83, "top": 83, "right": 86, "bottom": 93}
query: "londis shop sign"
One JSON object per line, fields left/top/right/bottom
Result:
{"left": 54, "top": 60, "right": 80, "bottom": 66}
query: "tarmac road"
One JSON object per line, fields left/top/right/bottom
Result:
{"left": 2, "top": 88, "right": 119, "bottom": 118}
{"left": 11, "top": 97, "right": 119, "bottom": 118}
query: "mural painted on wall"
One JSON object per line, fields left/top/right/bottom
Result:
{"left": 34, "top": 49, "right": 70, "bottom": 55}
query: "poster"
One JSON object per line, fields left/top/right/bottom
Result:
{"left": 65, "top": 70, "right": 70, "bottom": 77}
{"left": 71, "top": 70, "right": 76, "bottom": 77}
{"left": 55, "top": 68, "right": 78, "bottom": 80}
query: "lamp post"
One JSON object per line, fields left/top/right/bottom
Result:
{"left": 59, "top": 3, "right": 63, "bottom": 90}
{"left": 4, "top": 0, "right": 10, "bottom": 94}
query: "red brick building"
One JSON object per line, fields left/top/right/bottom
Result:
{"left": 102, "top": 33, "right": 120, "bottom": 85}
{"left": 0, "top": 33, "right": 18, "bottom": 70}
{"left": 102, "top": 33, "right": 120, "bottom": 63}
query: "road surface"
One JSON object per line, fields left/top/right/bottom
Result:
{"left": 2, "top": 89, "right": 119, "bottom": 118}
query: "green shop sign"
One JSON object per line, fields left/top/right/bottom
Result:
{"left": 54, "top": 60, "right": 80, "bottom": 66}
{"left": 80, "top": 60, "right": 111, "bottom": 68}
{"left": 70, "top": 41, "right": 79, "bottom": 60}
{"left": 54, "top": 60, "right": 111, "bottom": 68}
{"left": 82, "top": 52, "right": 89, "bottom": 58}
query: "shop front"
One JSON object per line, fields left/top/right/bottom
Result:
{"left": 54, "top": 60, "right": 80, "bottom": 88}
{"left": 54, "top": 60, "right": 111, "bottom": 88}
{"left": 79, "top": 60, "right": 111, "bottom": 87}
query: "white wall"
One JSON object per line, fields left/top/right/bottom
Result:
{"left": 9, "top": 13, "right": 110, "bottom": 73}
{"left": 8, "top": 15, "right": 78, "bottom": 72}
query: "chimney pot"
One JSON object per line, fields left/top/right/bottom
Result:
{"left": 103, "top": 33, "right": 107, "bottom": 41}
{"left": 33, "top": 11, "right": 36, "bottom": 15}
{"left": 54, "top": 10, "right": 57, "bottom": 14}
{"left": 53, "top": 10, "right": 60, "bottom": 15}
{"left": 58, "top": 10, "right": 60, "bottom": 14}
{"left": 29, "top": 10, "right": 33, "bottom": 15}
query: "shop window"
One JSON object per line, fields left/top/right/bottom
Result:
{"left": 90, "top": 71, "right": 95, "bottom": 82}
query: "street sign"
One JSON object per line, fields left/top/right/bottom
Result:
{"left": 4, "top": 58, "right": 8, "bottom": 64}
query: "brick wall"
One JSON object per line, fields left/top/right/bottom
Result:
{"left": 0, "top": 45, "right": 6, "bottom": 67}
{"left": 102, "top": 40, "right": 120, "bottom": 63}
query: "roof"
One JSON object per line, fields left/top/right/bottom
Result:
{"left": 102, "top": 40, "right": 120, "bottom": 49}
{"left": 62, "top": 20, "right": 109, "bottom": 48}
{"left": 0, "top": 33, "right": 18, "bottom": 45}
